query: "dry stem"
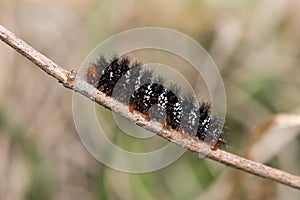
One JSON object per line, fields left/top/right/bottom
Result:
{"left": 0, "top": 24, "right": 299, "bottom": 190}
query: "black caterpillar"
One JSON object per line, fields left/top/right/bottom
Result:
{"left": 86, "top": 56, "right": 225, "bottom": 150}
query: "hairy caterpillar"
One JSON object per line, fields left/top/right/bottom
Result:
{"left": 86, "top": 56, "right": 225, "bottom": 150}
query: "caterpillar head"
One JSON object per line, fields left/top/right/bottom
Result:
{"left": 87, "top": 65, "right": 100, "bottom": 87}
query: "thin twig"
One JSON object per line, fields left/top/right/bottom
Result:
{"left": 0, "top": 24, "right": 299, "bottom": 190}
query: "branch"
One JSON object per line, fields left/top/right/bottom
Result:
{"left": 0, "top": 24, "right": 299, "bottom": 190}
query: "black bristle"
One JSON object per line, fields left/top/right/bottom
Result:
{"left": 169, "top": 83, "right": 181, "bottom": 96}
{"left": 153, "top": 75, "right": 165, "bottom": 85}
{"left": 140, "top": 69, "right": 153, "bottom": 85}
{"left": 96, "top": 56, "right": 109, "bottom": 70}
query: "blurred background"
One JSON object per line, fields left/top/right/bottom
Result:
{"left": 0, "top": 0, "right": 300, "bottom": 199}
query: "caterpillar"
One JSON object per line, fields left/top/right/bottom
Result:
{"left": 86, "top": 55, "right": 225, "bottom": 150}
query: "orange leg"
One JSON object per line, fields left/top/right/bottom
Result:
{"left": 181, "top": 129, "right": 187, "bottom": 139}
{"left": 211, "top": 142, "right": 218, "bottom": 151}
{"left": 163, "top": 121, "right": 169, "bottom": 130}
{"left": 210, "top": 139, "right": 225, "bottom": 150}
{"left": 129, "top": 103, "right": 136, "bottom": 113}
{"left": 143, "top": 113, "right": 151, "bottom": 121}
